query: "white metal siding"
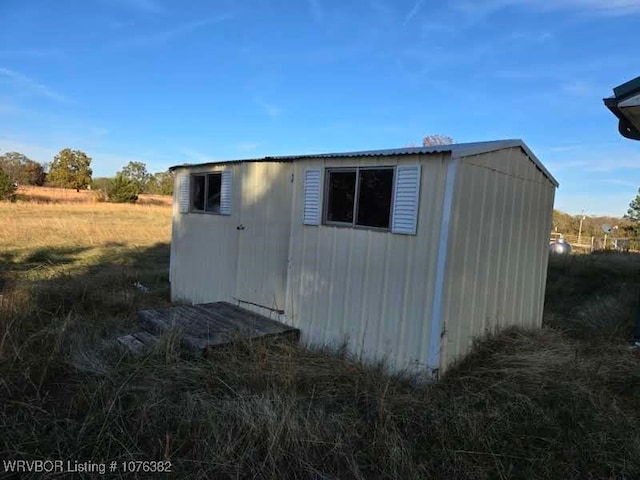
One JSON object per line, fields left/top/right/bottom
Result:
{"left": 170, "top": 165, "right": 242, "bottom": 304}
{"left": 286, "top": 154, "right": 450, "bottom": 372}
{"left": 439, "top": 147, "right": 555, "bottom": 372}
{"left": 235, "top": 163, "right": 294, "bottom": 315}
{"left": 171, "top": 162, "right": 293, "bottom": 314}
{"left": 169, "top": 146, "right": 555, "bottom": 375}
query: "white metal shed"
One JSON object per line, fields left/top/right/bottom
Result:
{"left": 169, "top": 140, "right": 557, "bottom": 375}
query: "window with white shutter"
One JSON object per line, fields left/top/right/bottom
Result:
{"left": 187, "top": 171, "right": 232, "bottom": 215}
{"left": 303, "top": 169, "right": 321, "bottom": 225}
{"left": 324, "top": 167, "right": 394, "bottom": 229}
{"left": 391, "top": 164, "right": 421, "bottom": 235}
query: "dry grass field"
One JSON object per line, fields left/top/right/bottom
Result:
{"left": 1, "top": 189, "right": 640, "bottom": 479}
{"left": 14, "top": 185, "right": 172, "bottom": 206}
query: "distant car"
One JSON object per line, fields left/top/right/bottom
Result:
{"left": 549, "top": 238, "right": 572, "bottom": 255}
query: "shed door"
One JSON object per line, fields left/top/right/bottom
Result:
{"left": 234, "top": 163, "right": 293, "bottom": 314}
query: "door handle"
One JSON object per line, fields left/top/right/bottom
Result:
{"left": 236, "top": 224, "right": 245, "bottom": 230}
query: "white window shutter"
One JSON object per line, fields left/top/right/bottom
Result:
{"left": 392, "top": 165, "right": 421, "bottom": 235}
{"left": 303, "top": 169, "right": 321, "bottom": 225}
{"left": 220, "top": 170, "right": 232, "bottom": 215}
{"left": 177, "top": 174, "right": 189, "bottom": 214}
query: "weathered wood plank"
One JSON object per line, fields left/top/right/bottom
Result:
{"left": 132, "top": 331, "right": 160, "bottom": 347}
{"left": 140, "top": 314, "right": 181, "bottom": 336}
{"left": 117, "top": 334, "right": 146, "bottom": 354}
{"left": 138, "top": 309, "right": 172, "bottom": 330}
{"left": 197, "top": 306, "right": 256, "bottom": 333}
{"left": 209, "top": 303, "right": 286, "bottom": 335}
{"left": 217, "top": 302, "right": 294, "bottom": 331}
{"left": 180, "top": 333, "right": 207, "bottom": 351}
{"left": 192, "top": 305, "right": 255, "bottom": 334}
{"left": 167, "top": 306, "right": 207, "bottom": 333}
{"left": 132, "top": 302, "right": 300, "bottom": 353}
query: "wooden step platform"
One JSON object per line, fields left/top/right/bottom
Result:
{"left": 117, "top": 301, "right": 299, "bottom": 354}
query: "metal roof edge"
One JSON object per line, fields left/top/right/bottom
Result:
{"left": 169, "top": 139, "right": 558, "bottom": 187}
{"left": 449, "top": 139, "right": 559, "bottom": 188}
{"left": 604, "top": 86, "right": 640, "bottom": 141}
{"left": 520, "top": 141, "right": 559, "bottom": 188}
{"left": 613, "top": 75, "right": 640, "bottom": 100}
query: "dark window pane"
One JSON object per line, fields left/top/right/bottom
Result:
{"left": 205, "top": 173, "right": 222, "bottom": 213}
{"left": 356, "top": 169, "right": 394, "bottom": 228}
{"left": 326, "top": 171, "right": 356, "bottom": 223}
{"left": 191, "top": 175, "right": 205, "bottom": 211}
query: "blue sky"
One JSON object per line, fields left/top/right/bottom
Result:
{"left": 1, "top": 0, "right": 639, "bottom": 216}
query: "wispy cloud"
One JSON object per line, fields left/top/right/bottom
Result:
{"left": 101, "top": 0, "right": 166, "bottom": 14}
{"left": 112, "top": 14, "right": 233, "bottom": 48}
{"left": 586, "top": 157, "right": 640, "bottom": 172}
{"left": 544, "top": 159, "right": 592, "bottom": 171}
{"left": 546, "top": 143, "right": 608, "bottom": 153}
{"left": 0, "top": 48, "right": 63, "bottom": 58}
{"left": 0, "top": 68, "right": 68, "bottom": 103}
{"left": 420, "top": 22, "right": 458, "bottom": 34}
{"left": 255, "top": 98, "right": 282, "bottom": 118}
{"left": 0, "top": 137, "right": 57, "bottom": 164}
{"left": 453, "top": 0, "right": 640, "bottom": 16}
{"left": 509, "top": 31, "right": 553, "bottom": 43}
{"left": 403, "top": 0, "right": 425, "bottom": 25}
{"left": 561, "top": 80, "right": 597, "bottom": 97}
{"left": 493, "top": 55, "right": 633, "bottom": 83}
{"left": 601, "top": 178, "right": 639, "bottom": 188}
{"left": 546, "top": 148, "right": 640, "bottom": 173}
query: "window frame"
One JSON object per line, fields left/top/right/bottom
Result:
{"left": 322, "top": 166, "right": 395, "bottom": 231}
{"left": 189, "top": 172, "right": 224, "bottom": 214}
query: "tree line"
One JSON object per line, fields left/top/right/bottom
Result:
{"left": 0, "top": 148, "right": 173, "bottom": 202}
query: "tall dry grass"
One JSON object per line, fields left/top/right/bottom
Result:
{"left": 1, "top": 202, "right": 171, "bottom": 251}
{"left": 1, "top": 197, "right": 639, "bottom": 479}
{"left": 14, "top": 185, "right": 172, "bottom": 206}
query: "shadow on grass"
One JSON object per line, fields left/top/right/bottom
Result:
{"left": 544, "top": 251, "right": 640, "bottom": 341}
{"left": 1, "top": 242, "right": 171, "bottom": 337}
{"left": 1, "top": 248, "right": 640, "bottom": 479}
{"left": 42, "top": 242, "right": 170, "bottom": 315}
{"left": 24, "top": 246, "right": 93, "bottom": 265}
{"left": 0, "top": 252, "right": 17, "bottom": 290}
{"left": 103, "top": 241, "right": 126, "bottom": 248}
{"left": 0, "top": 246, "right": 94, "bottom": 280}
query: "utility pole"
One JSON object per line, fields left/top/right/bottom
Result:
{"left": 578, "top": 211, "right": 585, "bottom": 244}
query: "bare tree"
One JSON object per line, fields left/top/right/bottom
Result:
{"left": 422, "top": 134, "right": 454, "bottom": 147}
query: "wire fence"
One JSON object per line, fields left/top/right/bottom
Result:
{"left": 550, "top": 232, "right": 639, "bottom": 253}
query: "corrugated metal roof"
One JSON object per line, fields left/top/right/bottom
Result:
{"left": 170, "top": 139, "right": 558, "bottom": 187}
{"left": 605, "top": 75, "right": 640, "bottom": 141}
{"left": 613, "top": 75, "right": 640, "bottom": 100}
